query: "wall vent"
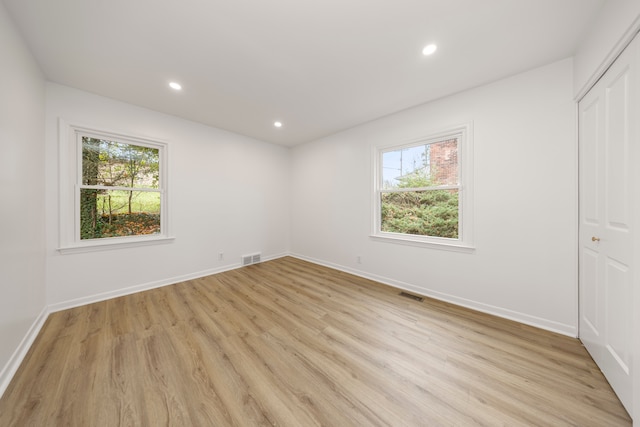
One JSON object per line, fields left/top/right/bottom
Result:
{"left": 242, "top": 253, "right": 261, "bottom": 266}
{"left": 399, "top": 291, "right": 424, "bottom": 302}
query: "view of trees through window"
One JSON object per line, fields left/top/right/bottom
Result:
{"left": 380, "top": 139, "right": 459, "bottom": 239}
{"left": 80, "top": 136, "right": 161, "bottom": 239}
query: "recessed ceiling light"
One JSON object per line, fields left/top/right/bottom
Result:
{"left": 274, "top": 121, "right": 283, "bottom": 128}
{"left": 422, "top": 44, "right": 437, "bottom": 56}
{"left": 169, "top": 82, "right": 182, "bottom": 90}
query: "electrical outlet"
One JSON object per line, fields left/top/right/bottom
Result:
{"left": 218, "top": 252, "right": 224, "bottom": 261}
{"left": 357, "top": 255, "right": 362, "bottom": 264}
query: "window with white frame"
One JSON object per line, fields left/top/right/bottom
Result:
{"left": 59, "top": 122, "right": 171, "bottom": 252}
{"left": 373, "top": 124, "right": 473, "bottom": 250}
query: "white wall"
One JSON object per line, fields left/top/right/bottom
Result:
{"left": 45, "top": 83, "right": 291, "bottom": 308}
{"left": 291, "top": 59, "right": 577, "bottom": 336}
{"left": 0, "top": 2, "right": 47, "bottom": 394}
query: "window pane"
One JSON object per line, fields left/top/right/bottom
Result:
{"left": 82, "top": 137, "right": 159, "bottom": 188}
{"left": 382, "top": 139, "right": 458, "bottom": 189}
{"left": 80, "top": 189, "right": 161, "bottom": 239}
{"left": 382, "top": 145, "right": 429, "bottom": 189}
{"left": 381, "top": 189, "right": 459, "bottom": 238}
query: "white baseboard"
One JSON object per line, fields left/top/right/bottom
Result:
{"left": 48, "top": 252, "right": 289, "bottom": 313}
{"left": 48, "top": 264, "right": 242, "bottom": 313}
{"left": 0, "top": 306, "right": 49, "bottom": 399}
{"left": 289, "top": 253, "right": 578, "bottom": 338}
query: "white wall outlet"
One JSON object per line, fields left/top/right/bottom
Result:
{"left": 218, "top": 252, "right": 224, "bottom": 261}
{"left": 357, "top": 255, "right": 362, "bottom": 264}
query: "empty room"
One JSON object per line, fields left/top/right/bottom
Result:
{"left": 1, "top": 0, "right": 639, "bottom": 425}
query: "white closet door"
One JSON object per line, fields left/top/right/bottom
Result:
{"left": 578, "top": 35, "right": 638, "bottom": 416}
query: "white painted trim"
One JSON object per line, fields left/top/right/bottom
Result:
{"left": 630, "top": 33, "right": 640, "bottom": 424}
{"left": 575, "top": 15, "right": 640, "bottom": 102}
{"left": 573, "top": 102, "right": 581, "bottom": 340}
{"left": 369, "top": 234, "right": 475, "bottom": 253}
{"left": 290, "top": 253, "right": 578, "bottom": 338}
{"left": 0, "top": 307, "right": 49, "bottom": 399}
{"left": 48, "top": 252, "right": 288, "bottom": 313}
{"left": 58, "top": 235, "right": 175, "bottom": 254}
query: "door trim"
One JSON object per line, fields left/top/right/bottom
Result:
{"left": 575, "top": 16, "right": 640, "bottom": 103}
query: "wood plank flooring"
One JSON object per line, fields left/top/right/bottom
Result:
{"left": 0, "top": 257, "right": 631, "bottom": 426}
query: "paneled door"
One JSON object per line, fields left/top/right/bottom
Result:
{"left": 578, "top": 35, "right": 637, "bottom": 415}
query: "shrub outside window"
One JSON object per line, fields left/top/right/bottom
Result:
{"left": 373, "top": 124, "right": 473, "bottom": 251}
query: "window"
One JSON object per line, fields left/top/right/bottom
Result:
{"left": 59, "top": 122, "right": 172, "bottom": 252}
{"left": 373, "top": 124, "right": 473, "bottom": 251}
{"left": 80, "top": 136, "right": 161, "bottom": 239}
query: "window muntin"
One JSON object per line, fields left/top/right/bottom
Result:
{"left": 79, "top": 136, "right": 161, "bottom": 240}
{"left": 374, "top": 124, "right": 473, "bottom": 250}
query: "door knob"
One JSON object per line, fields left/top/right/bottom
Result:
{"left": 592, "top": 236, "right": 600, "bottom": 242}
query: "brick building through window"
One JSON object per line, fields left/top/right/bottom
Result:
{"left": 429, "top": 139, "right": 458, "bottom": 185}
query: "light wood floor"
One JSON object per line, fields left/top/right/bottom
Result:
{"left": 0, "top": 257, "right": 631, "bottom": 426}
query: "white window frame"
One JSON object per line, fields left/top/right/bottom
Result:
{"left": 371, "top": 123, "right": 474, "bottom": 252}
{"left": 58, "top": 120, "right": 173, "bottom": 253}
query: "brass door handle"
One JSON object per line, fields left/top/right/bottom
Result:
{"left": 592, "top": 236, "right": 600, "bottom": 242}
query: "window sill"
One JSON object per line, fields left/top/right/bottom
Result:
{"left": 370, "top": 233, "right": 475, "bottom": 253}
{"left": 58, "top": 235, "right": 175, "bottom": 254}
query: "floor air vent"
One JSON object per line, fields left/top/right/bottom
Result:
{"left": 399, "top": 291, "right": 424, "bottom": 302}
{"left": 242, "top": 253, "right": 261, "bottom": 266}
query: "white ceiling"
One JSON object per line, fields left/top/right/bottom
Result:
{"left": 4, "top": 0, "right": 604, "bottom": 146}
